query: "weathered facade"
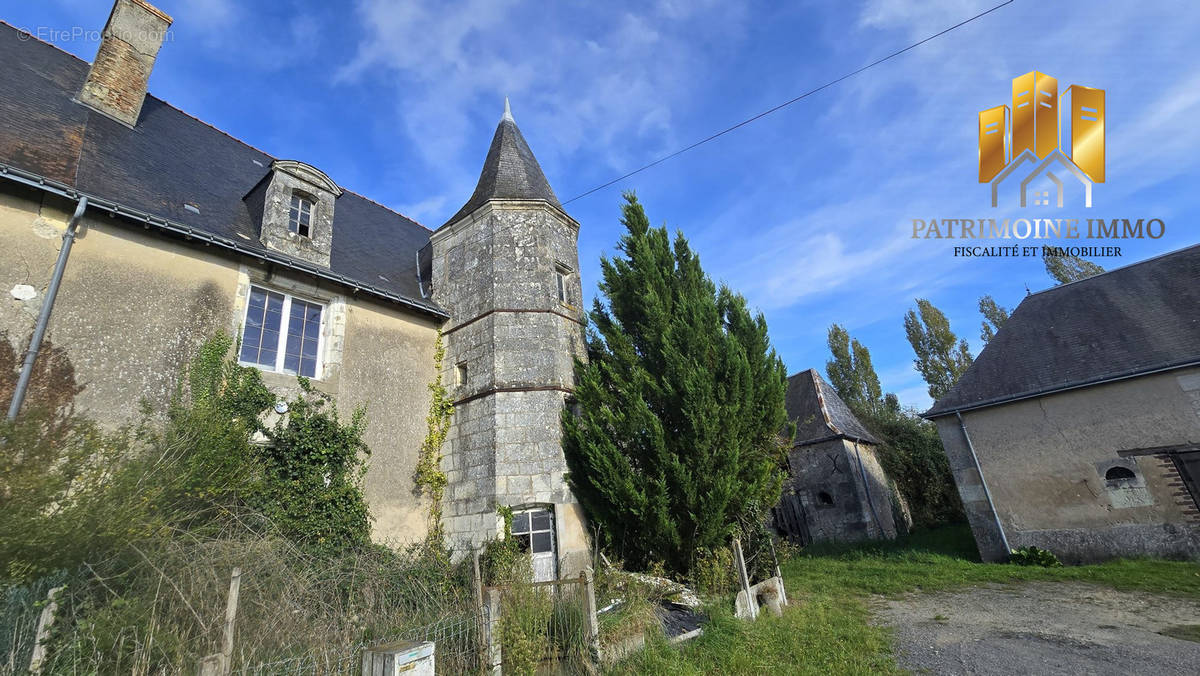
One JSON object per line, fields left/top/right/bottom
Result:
{"left": 927, "top": 245, "right": 1200, "bottom": 563}
{"left": 773, "top": 369, "right": 906, "bottom": 544}
{"left": 0, "top": 0, "right": 590, "bottom": 569}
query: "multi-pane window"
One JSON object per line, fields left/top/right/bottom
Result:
{"left": 555, "top": 267, "right": 569, "bottom": 304}
{"left": 511, "top": 508, "right": 554, "bottom": 554}
{"left": 239, "top": 286, "right": 324, "bottom": 378}
{"left": 289, "top": 193, "right": 313, "bottom": 237}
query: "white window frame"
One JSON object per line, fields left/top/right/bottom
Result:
{"left": 289, "top": 193, "right": 314, "bottom": 238}
{"left": 554, "top": 264, "right": 571, "bottom": 305}
{"left": 238, "top": 285, "right": 327, "bottom": 380}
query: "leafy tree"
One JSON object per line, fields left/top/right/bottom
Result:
{"left": 1043, "top": 251, "right": 1105, "bottom": 284}
{"left": 867, "top": 410, "right": 964, "bottom": 528}
{"left": 562, "top": 192, "right": 791, "bottom": 574}
{"left": 904, "top": 299, "right": 973, "bottom": 401}
{"left": 978, "top": 295, "right": 1010, "bottom": 344}
{"left": 825, "top": 324, "right": 884, "bottom": 418}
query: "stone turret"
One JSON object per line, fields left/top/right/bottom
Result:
{"left": 430, "top": 101, "right": 589, "bottom": 578}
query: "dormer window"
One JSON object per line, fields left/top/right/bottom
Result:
{"left": 248, "top": 160, "right": 343, "bottom": 268}
{"left": 289, "top": 193, "right": 313, "bottom": 237}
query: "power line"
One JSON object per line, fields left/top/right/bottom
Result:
{"left": 562, "top": 0, "right": 1015, "bottom": 205}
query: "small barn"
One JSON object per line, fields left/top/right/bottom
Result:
{"left": 773, "top": 370, "right": 905, "bottom": 544}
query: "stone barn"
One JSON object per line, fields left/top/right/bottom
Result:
{"left": 773, "top": 369, "right": 905, "bottom": 544}
{"left": 926, "top": 244, "right": 1200, "bottom": 563}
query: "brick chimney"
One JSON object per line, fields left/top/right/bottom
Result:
{"left": 78, "top": 0, "right": 173, "bottom": 127}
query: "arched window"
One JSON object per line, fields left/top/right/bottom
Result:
{"left": 817, "top": 491, "right": 834, "bottom": 506}
{"left": 1104, "top": 466, "right": 1136, "bottom": 482}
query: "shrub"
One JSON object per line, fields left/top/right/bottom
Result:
{"left": 1009, "top": 546, "right": 1062, "bottom": 567}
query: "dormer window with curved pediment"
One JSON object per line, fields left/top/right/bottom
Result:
{"left": 248, "top": 160, "right": 342, "bottom": 267}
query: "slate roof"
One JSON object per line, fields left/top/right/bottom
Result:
{"left": 785, "top": 369, "right": 880, "bottom": 447}
{"left": 441, "top": 105, "right": 561, "bottom": 229}
{"left": 0, "top": 22, "right": 444, "bottom": 317}
{"left": 926, "top": 243, "right": 1200, "bottom": 417}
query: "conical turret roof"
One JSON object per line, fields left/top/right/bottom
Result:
{"left": 441, "top": 99, "right": 561, "bottom": 228}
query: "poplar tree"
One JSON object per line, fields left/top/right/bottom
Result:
{"left": 562, "top": 193, "right": 790, "bottom": 574}
{"left": 825, "top": 324, "right": 884, "bottom": 418}
{"left": 904, "top": 299, "right": 973, "bottom": 401}
{"left": 1043, "top": 252, "right": 1105, "bottom": 285}
{"left": 978, "top": 295, "right": 1010, "bottom": 344}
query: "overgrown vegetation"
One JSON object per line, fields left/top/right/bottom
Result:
{"left": 1, "top": 333, "right": 476, "bottom": 673}
{"left": 414, "top": 330, "right": 453, "bottom": 545}
{"left": 563, "top": 192, "right": 792, "bottom": 576}
{"left": 824, "top": 325, "right": 964, "bottom": 528}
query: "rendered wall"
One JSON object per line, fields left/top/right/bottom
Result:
{"left": 0, "top": 182, "right": 439, "bottom": 545}
{"left": 936, "top": 368, "right": 1200, "bottom": 563}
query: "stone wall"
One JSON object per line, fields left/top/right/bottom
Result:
{"left": 783, "top": 438, "right": 899, "bottom": 543}
{"left": 0, "top": 182, "right": 439, "bottom": 545}
{"left": 936, "top": 367, "right": 1200, "bottom": 563}
{"left": 431, "top": 200, "right": 590, "bottom": 575}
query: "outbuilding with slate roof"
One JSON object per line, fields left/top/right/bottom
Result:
{"left": 773, "top": 369, "right": 908, "bottom": 544}
{"left": 925, "top": 243, "right": 1200, "bottom": 563}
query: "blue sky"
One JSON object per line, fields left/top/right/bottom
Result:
{"left": 9, "top": 0, "right": 1199, "bottom": 411}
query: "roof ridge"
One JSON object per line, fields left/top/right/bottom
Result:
{"left": 1026, "top": 241, "right": 1200, "bottom": 298}
{"left": 808, "top": 370, "right": 841, "bottom": 435}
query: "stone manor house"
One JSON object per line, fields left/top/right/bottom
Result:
{"left": 0, "top": 0, "right": 590, "bottom": 579}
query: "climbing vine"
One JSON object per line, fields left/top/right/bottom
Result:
{"left": 415, "top": 330, "right": 453, "bottom": 543}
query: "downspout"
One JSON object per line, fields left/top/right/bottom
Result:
{"left": 851, "top": 441, "right": 886, "bottom": 537}
{"left": 7, "top": 196, "right": 88, "bottom": 421}
{"left": 955, "top": 410, "right": 1011, "bottom": 555}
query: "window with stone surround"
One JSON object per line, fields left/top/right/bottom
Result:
{"left": 288, "top": 192, "right": 314, "bottom": 238}
{"left": 239, "top": 285, "right": 325, "bottom": 379}
{"left": 555, "top": 264, "right": 571, "bottom": 304}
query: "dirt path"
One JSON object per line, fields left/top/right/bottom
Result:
{"left": 873, "top": 582, "right": 1200, "bottom": 675}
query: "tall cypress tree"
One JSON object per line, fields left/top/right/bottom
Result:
{"left": 562, "top": 193, "right": 790, "bottom": 574}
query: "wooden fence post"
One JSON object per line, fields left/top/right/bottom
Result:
{"left": 199, "top": 567, "right": 242, "bottom": 675}
{"left": 28, "top": 585, "right": 64, "bottom": 674}
{"left": 581, "top": 569, "right": 600, "bottom": 664}
{"left": 732, "top": 537, "right": 757, "bottom": 620}
{"left": 486, "top": 588, "right": 502, "bottom": 675}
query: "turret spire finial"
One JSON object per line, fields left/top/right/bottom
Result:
{"left": 502, "top": 96, "right": 514, "bottom": 123}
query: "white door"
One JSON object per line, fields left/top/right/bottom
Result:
{"left": 512, "top": 507, "right": 557, "bottom": 582}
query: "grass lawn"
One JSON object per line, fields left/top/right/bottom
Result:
{"left": 608, "top": 525, "right": 1200, "bottom": 674}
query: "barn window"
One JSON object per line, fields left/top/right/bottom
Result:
{"left": 1104, "top": 466, "right": 1136, "bottom": 483}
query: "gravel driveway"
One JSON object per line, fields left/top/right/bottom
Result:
{"left": 874, "top": 582, "right": 1200, "bottom": 675}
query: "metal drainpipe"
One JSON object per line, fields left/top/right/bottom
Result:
{"left": 6, "top": 196, "right": 88, "bottom": 421}
{"left": 955, "top": 410, "right": 1011, "bottom": 556}
{"left": 852, "top": 441, "right": 886, "bottom": 537}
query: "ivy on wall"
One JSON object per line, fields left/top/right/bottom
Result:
{"left": 415, "top": 330, "right": 453, "bottom": 543}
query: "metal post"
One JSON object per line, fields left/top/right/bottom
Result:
{"left": 7, "top": 196, "right": 87, "bottom": 420}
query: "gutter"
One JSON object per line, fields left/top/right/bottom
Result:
{"left": 955, "top": 410, "right": 1011, "bottom": 556}
{"left": 0, "top": 162, "right": 449, "bottom": 320}
{"left": 7, "top": 196, "right": 87, "bottom": 420}
{"left": 923, "top": 358, "right": 1200, "bottom": 420}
